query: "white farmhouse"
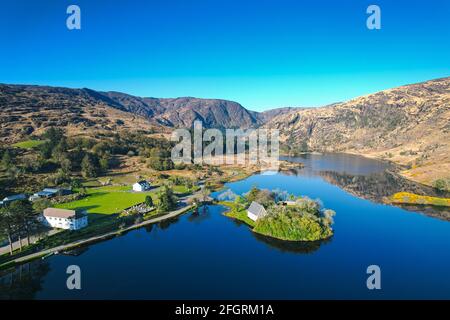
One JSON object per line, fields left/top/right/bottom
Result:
{"left": 42, "top": 208, "right": 88, "bottom": 230}
{"left": 133, "top": 180, "right": 151, "bottom": 192}
{"left": 247, "top": 201, "right": 267, "bottom": 222}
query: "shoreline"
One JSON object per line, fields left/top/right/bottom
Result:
{"left": 0, "top": 203, "right": 196, "bottom": 271}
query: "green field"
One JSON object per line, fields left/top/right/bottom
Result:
{"left": 12, "top": 139, "right": 46, "bottom": 149}
{"left": 56, "top": 186, "right": 158, "bottom": 217}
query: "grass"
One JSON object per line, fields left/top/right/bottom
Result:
{"left": 55, "top": 185, "right": 158, "bottom": 217}
{"left": 219, "top": 201, "right": 256, "bottom": 227}
{"left": 172, "top": 185, "right": 201, "bottom": 194}
{"left": 12, "top": 139, "right": 46, "bottom": 149}
{"left": 389, "top": 192, "right": 450, "bottom": 207}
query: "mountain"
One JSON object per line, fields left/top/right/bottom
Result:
{"left": 254, "top": 107, "right": 299, "bottom": 123}
{"left": 0, "top": 84, "right": 163, "bottom": 142}
{"left": 152, "top": 97, "right": 261, "bottom": 128}
{"left": 99, "top": 92, "right": 264, "bottom": 128}
{"left": 265, "top": 77, "right": 450, "bottom": 185}
{"left": 0, "top": 84, "right": 271, "bottom": 142}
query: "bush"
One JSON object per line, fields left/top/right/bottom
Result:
{"left": 432, "top": 179, "right": 450, "bottom": 192}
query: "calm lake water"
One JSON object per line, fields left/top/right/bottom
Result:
{"left": 1, "top": 154, "right": 450, "bottom": 299}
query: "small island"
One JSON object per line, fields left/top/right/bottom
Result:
{"left": 219, "top": 187, "right": 336, "bottom": 242}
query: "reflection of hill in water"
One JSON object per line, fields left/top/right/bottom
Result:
{"left": 283, "top": 168, "right": 450, "bottom": 221}
{"left": 0, "top": 260, "right": 50, "bottom": 299}
{"left": 252, "top": 232, "right": 331, "bottom": 254}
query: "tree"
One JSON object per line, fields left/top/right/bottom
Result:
{"left": 99, "top": 154, "right": 110, "bottom": 173}
{"left": 234, "top": 195, "right": 248, "bottom": 209}
{"left": 38, "top": 142, "right": 53, "bottom": 160}
{"left": 52, "top": 137, "right": 68, "bottom": 161}
{"left": 0, "top": 205, "right": 18, "bottom": 255}
{"left": 10, "top": 200, "right": 36, "bottom": 247}
{"left": 156, "top": 186, "right": 178, "bottom": 213}
{"left": 200, "top": 186, "right": 211, "bottom": 203}
{"left": 70, "top": 178, "right": 83, "bottom": 189}
{"left": 42, "top": 127, "right": 64, "bottom": 144}
{"left": 32, "top": 198, "right": 52, "bottom": 214}
{"left": 246, "top": 186, "right": 260, "bottom": 203}
{"left": 144, "top": 195, "right": 154, "bottom": 208}
{"left": 81, "top": 154, "right": 99, "bottom": 178}
{"left": 432, "top": 179, "right": 449, "bottom": 192}
{"left": 1, "top": 150, "right": 12, "bottom": 169}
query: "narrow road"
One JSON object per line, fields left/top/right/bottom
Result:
{"left": 0, "top": 229, "right": 62, "bottom": 256}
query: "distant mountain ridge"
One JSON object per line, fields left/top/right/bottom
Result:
{"left": 0, "top": 84, "right": 289, "bottom": 138}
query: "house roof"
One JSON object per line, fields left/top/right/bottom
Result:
{"left": 3, "top": 194, "right": 27, "bottom": 202}
{"left": 43, "top": 208, "right": 85, "bottom": 219}
{"left": 42, "top": 188, "right": 59, "bottom": 193}
{"left": 134, "top": 180, "right": 151, "bottom": 187}
{"left": 247, "top": 201, "right": 267, "bottom": 217}
{"left": 35, "top": 191, "right": 55, "bottom": 197}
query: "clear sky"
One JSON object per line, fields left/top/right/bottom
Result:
{"left": 0, "top": 0, "right": 449, "bottom": 111}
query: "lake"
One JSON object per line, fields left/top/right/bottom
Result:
{"left": 1, "top": 154, "right": 450, "bottom": 299}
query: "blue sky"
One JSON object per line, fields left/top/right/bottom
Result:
{"left": 0, "top": 0, "right": 449, "bottom": 111}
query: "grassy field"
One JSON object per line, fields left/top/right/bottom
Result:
{"left": 389, "top": 192, "right": 450, "bottom": 207}
{"left": 56, "top": 185, "right": 159, "bottom": 217}
{"left": 12, "top": 139, "right": 46, "bottom": 149}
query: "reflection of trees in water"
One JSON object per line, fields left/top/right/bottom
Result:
{"left": 187, "top": 205, "right": 215, "bottom": 223}
{"left": 61, "top": 246, "right": 89, "bottom": 256}
{"left": 0, "top": 260, "right": 50, "bottom": 300}
{"left": 158, "top": 216, "right": 180, "bottom": 230}
{"left": 144, "top": 224, "right": 154, "bottom": 233}
{"left": 252, "top": 232, "right": 331, "bottom": 254}
{"left": 283, "top": 168, "right": 450, "bottom": 220}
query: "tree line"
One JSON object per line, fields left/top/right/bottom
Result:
{"left": 0, "top": 200, "right": 39, "bottom": 255}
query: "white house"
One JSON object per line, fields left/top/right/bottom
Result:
{"left": 247, "top": 201, "right": 267, "bottom": 222}
{"left": 133, "top": 180, "right": 151, "bottom": 192}
{"left": 42, "top": 208, "right": 88, "bottom": 230}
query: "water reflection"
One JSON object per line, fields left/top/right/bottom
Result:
{"left": 0, "top": 260, "right": 50, "bottom": 300}
{"left": 281, "top": 154, "right": 450, "bottom": 220}
{"left": 252, "top": 232, "right": 331, "bottom": 254}
{"left": 187, "top": 207, "right": 212, "bottom": 223}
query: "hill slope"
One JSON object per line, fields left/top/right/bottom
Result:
{"left": 265, "top": 77, "right": 450, "bottom": 185}
{"left": 0, "top": 84, "right": 268, "bottom": 142}
{"left": 0, "top": 84, "right": 162, "bottom": 142}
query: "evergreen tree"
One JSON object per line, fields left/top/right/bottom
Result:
{"left": 81, "top": 154, "right": 98, "bottom": 178}
{"left": 145, "top": 195, "right": 154, "bottom": 207}
{"left": 157, "top": 186, "right": 177, "bottom": 213}
{"left": 1, "top": 150, "right": 12, "bottom": 169}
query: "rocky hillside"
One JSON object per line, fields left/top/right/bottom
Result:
{"left": 254, "top": 107, "right": 299, "bottom": 123}
{"left": 154, "top": 97, "right": 260, "bottom": 128}
{"left": 100, "top": 92, "right": 263, "bottom": 128}
{"left": 0, "top": 84, "right": 273, "bottom": 142}
{"left": 266, "top": 77, "right": 450, "bottom": 185}
{"left": 0, "top": 85, "right": 162, "bottom": 142}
